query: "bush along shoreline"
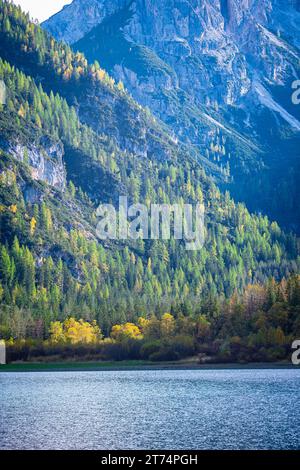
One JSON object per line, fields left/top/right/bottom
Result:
{"left": 2, "top": 275, "right": 300, "bottom": 364}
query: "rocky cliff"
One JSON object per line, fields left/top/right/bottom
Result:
{"left": 0, "top": 0, "right": 299, "bottom": 328}
{"left": 44, "top": 0, "right": 300, "bottom": 231}
{"left": 0, "top": 136, "right": 66, "bottom": 190}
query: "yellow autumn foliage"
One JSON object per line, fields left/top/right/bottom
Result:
{"left": 160, "top": 313, "right": 176, "bottom": 337}
{"left": 111, "top": 322, "right": 143, "bottom": 341}
{"left": 30, "top": 217, "right": 37, "bottom": 236}
{"left": 9, "top": 204, "right": 17, "bottom": 214}
{"left": 49, "top": 318, "right": 102, "bottom": 345}
{"left": 138, "top": 317, "right": 151, "bottom": 333}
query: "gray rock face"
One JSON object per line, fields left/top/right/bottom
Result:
{"left": 44, "top": 0, "right": 126, "bottom": 44}
{"left": 44, "top": 0, "right": 300, "bottom": 96}
{"left": 1, "top": 137, "right": 66, "bottom": 190}
{"left": 44, "top": 0, "right": 300, "bottom": 231}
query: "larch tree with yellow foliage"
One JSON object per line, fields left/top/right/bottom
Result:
{"left": 30, "top": 217, "right": 37, "bottom": 236}
{"left": 160, "top": 313, "right": 176, "bottom": 337}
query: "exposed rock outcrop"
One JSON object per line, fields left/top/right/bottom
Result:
{"left": 0, "top": 137, "right": 66, "bottom": 190}
{"left": 44, "top": 0, "right": 300, "bottom": 231}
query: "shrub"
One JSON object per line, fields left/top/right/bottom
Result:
{"left": 140, "top": 340, "right": 161, "bottom": 360}
{"left": 167, "top": 335, "right": 196, "bottom": 358}
{"left": 149, "top": 347, "right": 179, "bottom": 362}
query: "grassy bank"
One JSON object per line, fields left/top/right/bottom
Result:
{"left": 0, "top": 360, "right": 295, "bottom": 373}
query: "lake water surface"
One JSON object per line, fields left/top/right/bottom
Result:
{"left": 1, "top": 368, "right": 299, "bottom": 450}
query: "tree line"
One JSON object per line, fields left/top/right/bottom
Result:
{"left": 0, "top": 0, "right": 299, "bottom": 353}
{"left": 5, "top": 275, "right": 300, "bottom": 363}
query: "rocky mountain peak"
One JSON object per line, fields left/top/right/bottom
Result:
{"left": 44, "top": 0, "right": 300, "bottom": 231}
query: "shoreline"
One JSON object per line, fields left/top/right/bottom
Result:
{"left": 0, "top": 360, "right": 297, "bottom": 373}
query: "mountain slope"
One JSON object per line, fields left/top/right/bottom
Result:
{"left": 44, "top": 0, "right": 300, "bottom": 232}
{"left": 0, "top": 0, "right": 299, "bottom": 339}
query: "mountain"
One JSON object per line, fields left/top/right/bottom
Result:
{"left": 44, "top": 0, "right": 300, "bottom": 233}
{"left": 0, "top": 0, "right": 299, "bottom": 340}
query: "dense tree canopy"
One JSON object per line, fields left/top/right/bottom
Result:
{"left": 0, "top": 0, "right": 299, "bottom": 363}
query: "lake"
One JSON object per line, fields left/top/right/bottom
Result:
{"left": 0, "top": 368, "right": 299, "bottom": 450}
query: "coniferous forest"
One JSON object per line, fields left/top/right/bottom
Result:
{"left": 0, "top": 0, "right": 299, "bottom": 364}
